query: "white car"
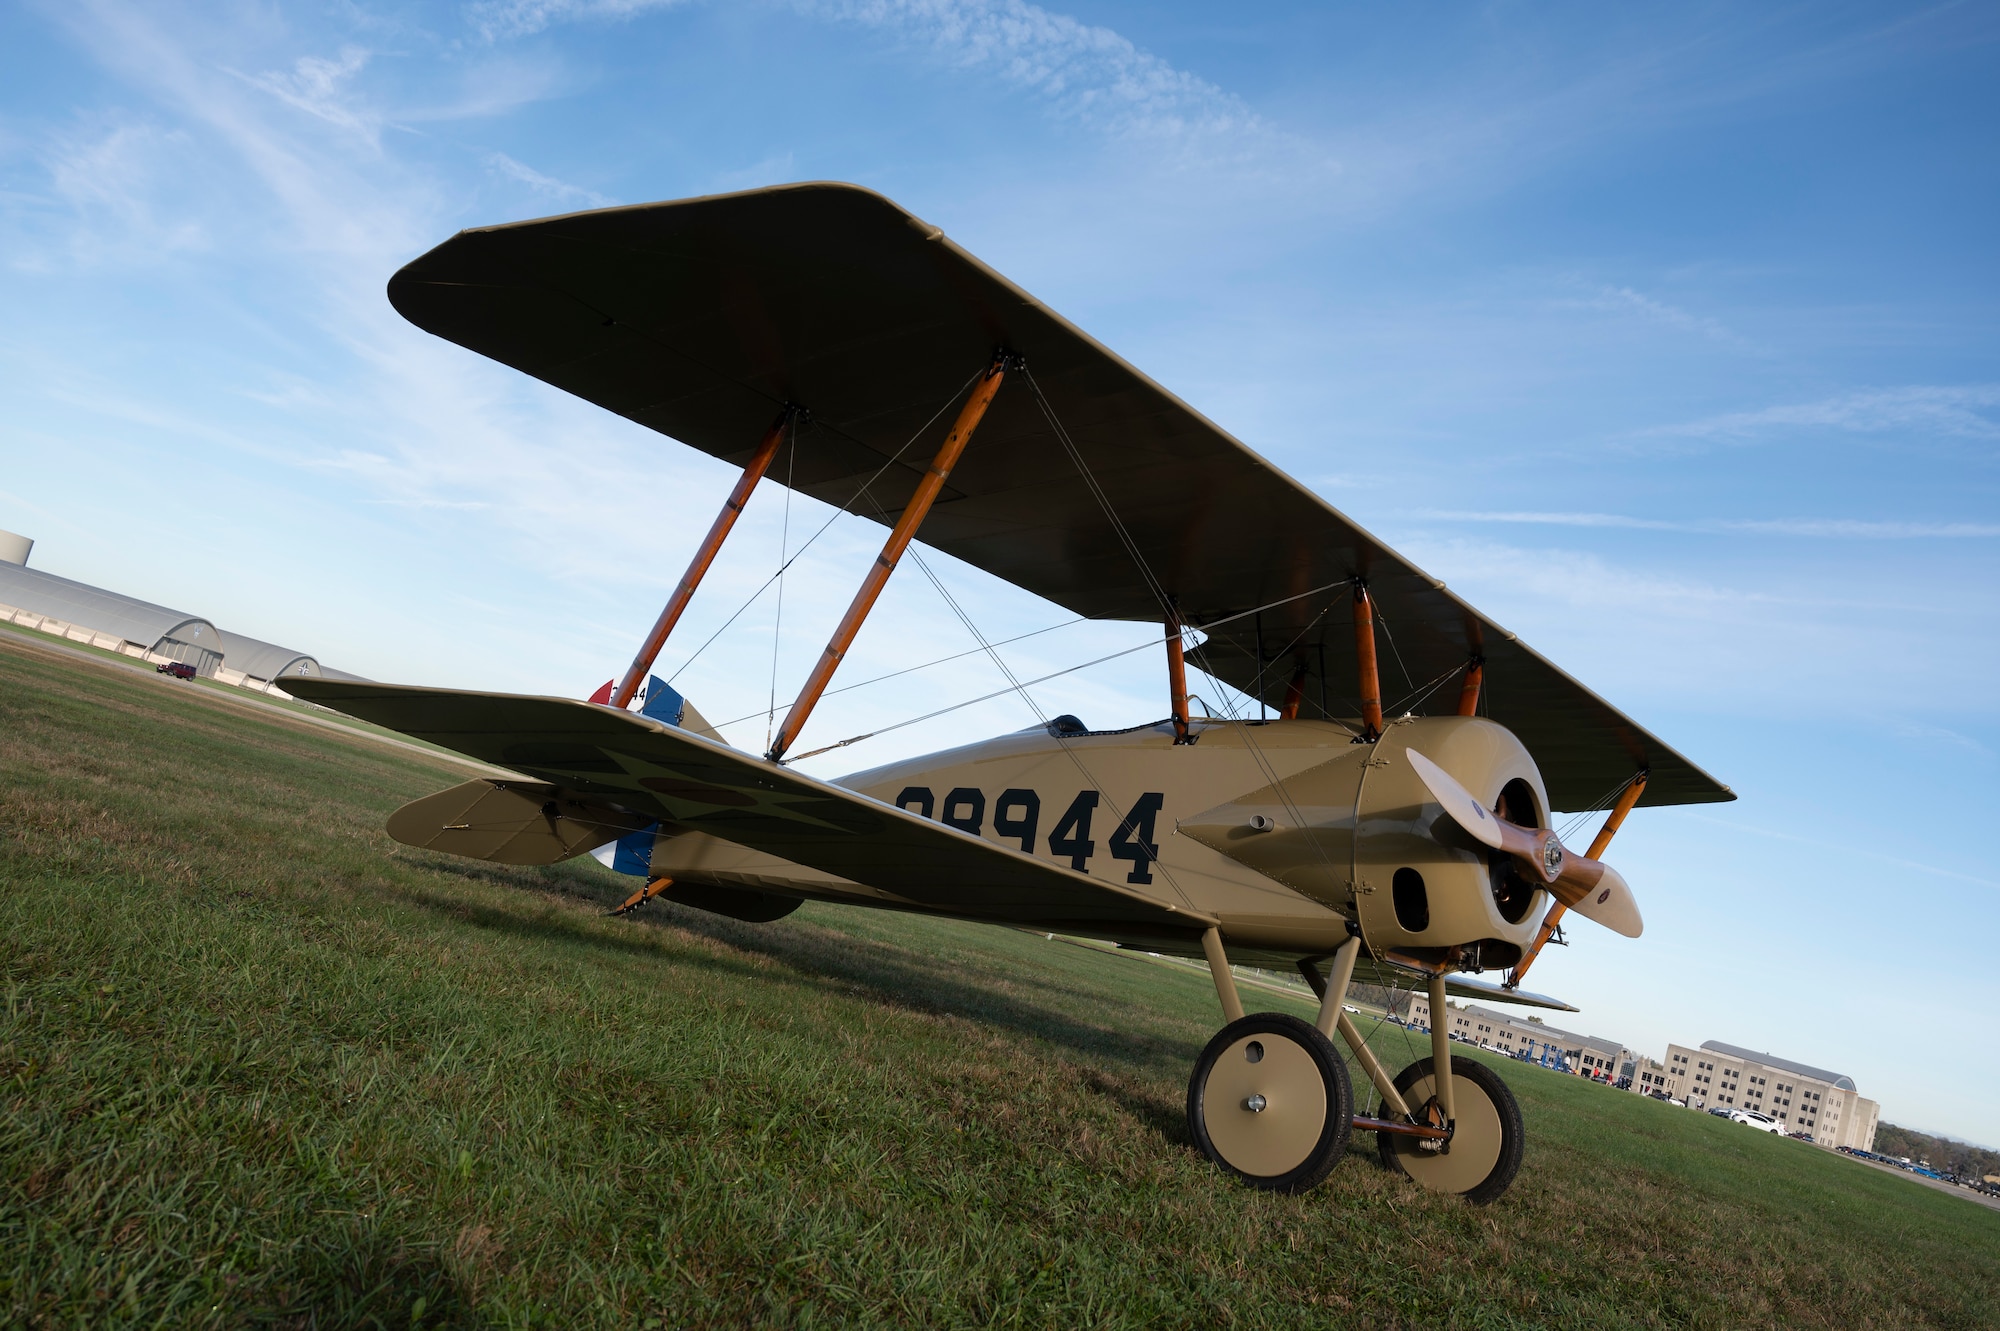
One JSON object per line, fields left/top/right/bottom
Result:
{"left": 1730, "top": 1110, "right": 1783, "bottom": 1134}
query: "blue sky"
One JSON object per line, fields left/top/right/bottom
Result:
{"left": 2, "top": 1, "right": 1995, "bottom": 1144}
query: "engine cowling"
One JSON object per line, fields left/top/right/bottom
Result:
{"left": 1177, "top": 716, "right": 1552, "bottom": 970}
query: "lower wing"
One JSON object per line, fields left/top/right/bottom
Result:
{"left": 286, "top": 677, "right": 1206, "bottom": 940}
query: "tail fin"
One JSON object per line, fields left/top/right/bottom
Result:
{"left": 589, "top": 674, "right": 727, "bottom": 744}
{"left": 638, "top": 676, "right": 684, "bottom": 725}
{"left": 589, "top": 823, "right": 661, "bottom": 876}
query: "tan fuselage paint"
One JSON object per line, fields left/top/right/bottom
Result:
{"left": 647, "top": 713, "right": 1553, "bottom": 967}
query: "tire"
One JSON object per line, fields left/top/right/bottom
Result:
{"left": 1375, "top": 1055, "right": 1524, "bottom": 1204}
{"left": 1187, "top": 1013, "right": 1353, "bottom": 1193}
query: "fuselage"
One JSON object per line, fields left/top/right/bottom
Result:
{"left": 649, "top": 713, "right": 1557, "bottom": 971}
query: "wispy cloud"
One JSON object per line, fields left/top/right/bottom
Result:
{"left": 1560, "top": 283, "right": 1752, "bottom": 349}
{"left": 814, "top": 0, "right": 1262, "bottom": 141}
{"left": 27, "top": 119, "right": 209, "bottom": 268}
{"left": 1409, "top": 511, "right": 2000, "bottom": 538}
{"left": 471, "top": 0, "right": 1324, "bottom": 175}
{"left": 1643, "top": 385, "right": 2000, "bottom": 444}
{"left": 1686, "top": 812, "right": 2000, "bottom": 894}
{"left": 1893, "top": 722, "right": 1993, "bottom": 759}
{"left": 468, "top": 0, "right": 691, "bottom": 42}
{"left": 484, "top": 152, "right": 613, "bottom": 208}
{"left": 236, "top": 46, "right": 377, "bottom": 141}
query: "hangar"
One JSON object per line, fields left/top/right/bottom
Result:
{"left": 0, "top": 559, "right": 228, "bottom": 676}
{"left": 0, "top": 529, "right": 358, "bottom": 692}
{"left": 213, "top": 629, "right": 328, "bottom": 690}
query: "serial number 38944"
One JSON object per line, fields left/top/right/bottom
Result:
{"left": 891, "top": 786, "right": 1167, "bottom": 884}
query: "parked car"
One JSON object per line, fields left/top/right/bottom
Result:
{"left": 1729, "top": 1110, "right": 1783, "bottom": 1134}
{"left": 1707, "top": 1106, "right": 1734, "bottom": 1117}
{"left": 156, "top": 661, "right": 197, "bottom": 680}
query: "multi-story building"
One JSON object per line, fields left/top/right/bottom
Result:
{"left": 1628, "top": 1054, "right": 1670, "bottom": 1096}
{"left": 1404, "top": 996, "right": 1633, "bottom": 1081}
{"left": 1660, "top": 1041, "right": 1878, "bottom": 1150}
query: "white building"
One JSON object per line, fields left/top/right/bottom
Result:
{"left": 1660, "top": 1041, "right": 1878, "bottom": 1150}
{"left": 0, "top": 532, "right": 357, "bottom": 693}
{"left": 1405, "top": 994, "right": 1633, "bottom": 1082}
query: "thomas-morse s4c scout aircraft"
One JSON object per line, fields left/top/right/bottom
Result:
{"left": 286, "top": 183, "right": 1732, "bottom": 1205}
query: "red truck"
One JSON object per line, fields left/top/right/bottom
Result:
{"left": 156, "top": 662, "right": 197, "bottom": 680}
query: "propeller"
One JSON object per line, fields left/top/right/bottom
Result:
{"left": 1404, "top": 749, "right": 1643, "bottom": 938}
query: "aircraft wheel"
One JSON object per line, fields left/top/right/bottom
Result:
{"left": 1375, "top": 1056, "right": 1524, "bottom": 1204}
{"left": 1186, "top": 1013, "right": 1352, "bottom": 1193}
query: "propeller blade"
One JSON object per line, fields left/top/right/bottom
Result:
{"left": 1405, "top": 749, "right": 1506, "bottom": 850}
{"left": 1550, "top": 860, "right": 1644, "bottom": 938}
{"left": 1407, "top": 748, "right": 1642, "bottom": 938}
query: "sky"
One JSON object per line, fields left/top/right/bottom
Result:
{"left": 1, "top": 0, "right": 1995, "bottom": 1144}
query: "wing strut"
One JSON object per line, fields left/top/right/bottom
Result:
{"left": 1456, "top": 657, "right": 1484, "bottom": 716}
{"left": 1352, "top": 583, "right": 1384, "bottom": 741}
{"left": 1166, "top": 608, "right": 1194, "bottom": 743}
{"left": 1505, "top": 771, "right": 1648, "bottom": 989}
{"left": 767, "top": 357, "right": 1010, "bottom": 762}
{"left": 612, "top": 408, "right": 794, "bottom": 709}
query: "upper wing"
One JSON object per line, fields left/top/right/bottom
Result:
{"left": 286, "top": 677, "right": 1208, "bottom": 940}
{"left": 384, "top": 182, "right": 1730, "bottom": 811}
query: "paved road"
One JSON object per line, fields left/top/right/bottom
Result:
{"left": 1838, "top": 1152, "right": 2000, "bottom": 1213}
{"left": 0, "top": 624, "right": 510, "bottom": 778}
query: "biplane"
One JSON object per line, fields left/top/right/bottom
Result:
{"left": 286, "top": 182, "right": 1731, "bottom": 1204}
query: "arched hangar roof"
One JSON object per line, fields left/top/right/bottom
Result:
{"left": 0, "top": 561, "right": 220, "bottom": 654}
{"left": 1701, "top": 1041, "right": 1856, "bottom": 1091}
{"left": 213, "top": 630, "right": 321, "bottom": 683}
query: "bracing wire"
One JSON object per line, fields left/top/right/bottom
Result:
{"left": 751, "top": 569, "right": 1362, "bottom": 757}
{"left": 775, "top": 462, "right": 1207, "bottom": 911}
{"left": 665, "top": 369, "right": 985, "bottom": 687}
{"left": 764, "top": 417, "right": 798, "bottom": 754}
{"left": 1385, "top": 662, "right": 1464, "bottom": 718}
{"left": 709, "top": 617, "right": 1086, "bottom": 733}
{"left": 772, "top": 634, "right": 1164, "bottom": 762}
{"left": 1557, "top": 770, "right": 1644, "bottom": 843}
{"left": 1372, "top": 605, "right": 1417, "bottom": 695}
{"left": 1021, "top": 366, "right": 1356, "bottom": 896}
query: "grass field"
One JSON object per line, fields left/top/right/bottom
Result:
{"left": 2, "top": 633, "right": 1995, "bottom": 1329}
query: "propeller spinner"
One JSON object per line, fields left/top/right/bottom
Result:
{"left": 1405, "top": 749, "right": 1643, "bottom": 939}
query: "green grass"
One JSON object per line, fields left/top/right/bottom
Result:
{"left": 1, "top": 633, "right": 1994, "bottom": 1329}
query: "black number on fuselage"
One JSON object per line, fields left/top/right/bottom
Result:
{"left": 1108, "top": 791, "right": 1164, "bottom": 884}
{"left": 941, "top": 787, "right": 985, "bottom": 834}
{"left": 994, "top": 788, "right": 1040, "bottom": 852}
{"left": 1048, "top": 791, "right": 1099, "bottom": 871}
{"left": 895, "top": 786, "right": 934, "bottom": 818}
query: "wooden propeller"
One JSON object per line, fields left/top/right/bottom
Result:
{"left": 1405, "top": 749, "right": 1643, "bottom": 938}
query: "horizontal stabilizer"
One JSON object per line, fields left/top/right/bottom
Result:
{"left": 386, "top": 778, "right": 654, "bottom": 865}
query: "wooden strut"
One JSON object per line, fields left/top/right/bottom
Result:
{"left": 1456, "top": 657, "right": 1484, "bottom": 717}
{"left": 1279, "top": 663, "right": 1308, "bottom": 720}
{"left": 612, "top": 876, "right": 674, "bottom": 916}
{"left": 1298, "top": 944, "right": 1414, "bottom": 1122}
{"left": 1201, "top": 927, "right": 1245, "bottom": 1023}
{"left": 1165, "top": 608, "right": 1193, "bottom": 743}
{"left": 1427, "top": 971, "right": 1455, "bottom": 1124}
{"left": 1352, "top": 583, "right": 1384, "bottom": 741}
{"left": 1506, "top": 771, "right": 1649, "bottom": 989}
{"left": 766, "top": 359, "right": 1008, "bottom": 762}
{"left": 611, "top": 409, "right": 793, "bottom": 710}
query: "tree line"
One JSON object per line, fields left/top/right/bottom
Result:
{"left": 1872, "top": 1123, "right": 2000, "bottom": 1182}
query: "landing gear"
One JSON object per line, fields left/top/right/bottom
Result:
{"left": 1374, "top": 1055, "right": 1524, "bottom": 1204}
{"left": 1188, "top": 930, "right": 1526, "bottom": 1203}
{"left": 1186, "top": 1013, "right": 1353, "bottom": 1192}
